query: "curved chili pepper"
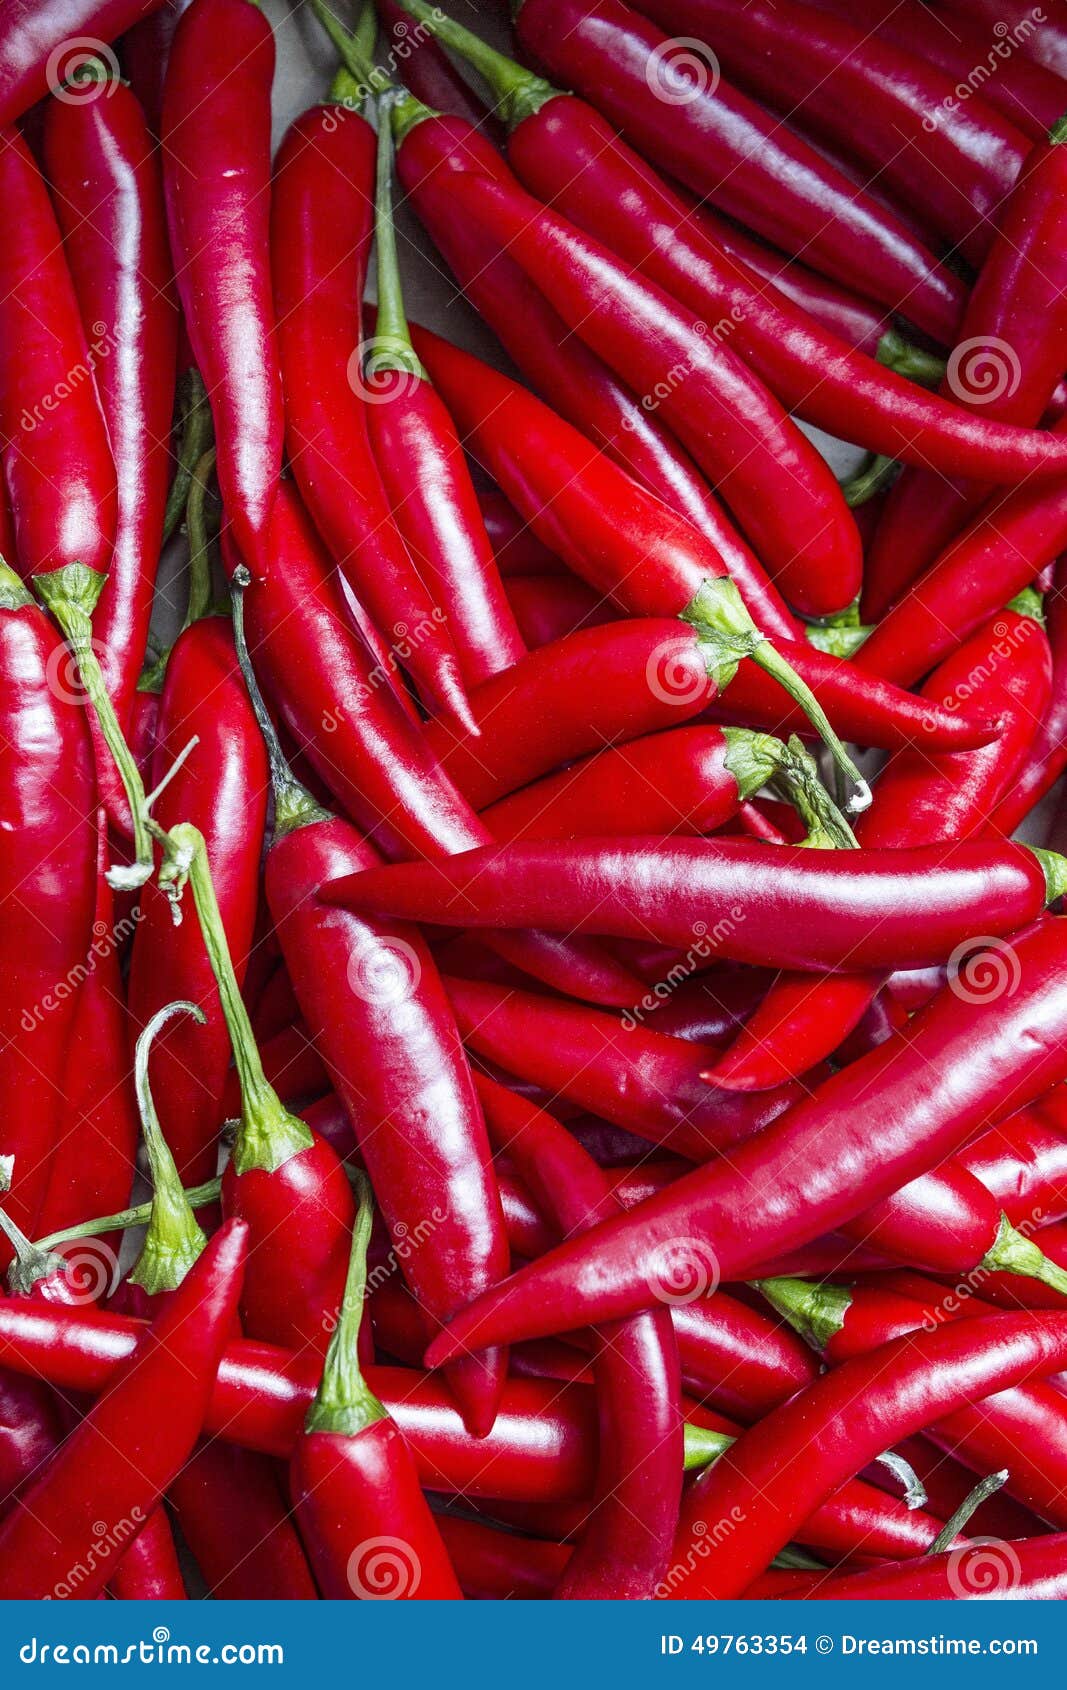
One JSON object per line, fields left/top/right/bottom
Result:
{"left": 446, "top": 976, "right": 805, "bottom": 1160}
{"left": 507, "top": 0, "right": 966, "bottom": 339}
{"left": 271, "top": 96, "right": 478, "bottom": 726}
{"left": 291, "top": 1175, "right": 463, "bottom": 1600}
{"left": 634, "top": 0, "right": 1027, "bottom": 263}
{"left": 44, "top": 65, "right": 177, "bottom": 772}
{"left": 169, "top": 1441, "right": 318, "bottom": 1600}
{"left": 477, "top": 1078, "right": 681, "bottom": 1597}
{"left": 992, "top": 564, "right": 1067, "bottom": 834}
{"left": 395, "top": 8, "right": 1067, "bottom": 489}
{"left": 109, "top": 1509, "right": 187, "bottom": 1600}
{"left": 0, "top": 1219, "right": 246, "bottom": 1600}
{"left": 436, "top": 1516, "right": 568, "bottom": 1600}
{"left": 668, "top": 1310, "right": 1067, "bottom": 1597}
{"left": 789, "top": 1536, "right": 1067, "bottom": 1601}
{"left": 713, "top": 599, "right": 1053, "bottom": 1089}
{"left": 390, "top": 111, "right": 861, "bottom": 620}
{"left": 0, "top": 0, "right": 165, "bottom": 124}
{"left": 418, "top": 919, "right": 1067, "bottom": 1360}
{"left": 127, "top": 617, "right": 269, "bottom": 1189}
{"left": 865, "top": 116, "right": 1067, "bottom": 618}
{"left": 161, "top": 0, "right": 281, "bottom": 578}
{"left": 240, "top": 483, "right": 644, "bottom": 1009}
{"left": 0, "top": 128, "right": 115, "bottom": 585}
{"left": 0, "top": 563, "right": 97, "bottom": 1247}
{"left": 232, "top": 573, "right": 509, "bottom": 1435}
{"left": 323, "top": 836, "right": 1064, "bottom": 973}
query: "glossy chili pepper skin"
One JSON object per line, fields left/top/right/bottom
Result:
{"left": 0, "top": 1, "right": 165, "bottom": 124}
{"left": 43, "top": 73, "right": 177, "bottom": 755}
{"left": 634, "top": 0, "right": 1027, "bottom": 263}
{"left": 402, "top": 136, "right": 861, "bottom": 618}
{"left": 789, "top": 1536, "right": 1067, "bottom": 1601}
{"left": 960, "top": 1094, "right": 1067, "bottom": 1223}
{"left": 241, "top": 486, "right": 642, "bottom": 1009}
{"left": 512, "top": 0, "right": 967, "bottom": 340}
{"left": 448, "top": 976, "right": 804, "bottom": 1161}
{"left": 168, "top": 1442, "right": 318, "bottom": 1599}
{"left": 713, "top": 601, "right": 1053, "bottom": 1088}
{"left": 937, "top": 0, "right": 1067, "bottom": 80}
{"left": 0, "top": 1220, "right": 247, "bottom": 1600}
{"left": 478, "top": 1077, "right": 681, "bottom": 1597}
{"left": 437, "top": 1516, "right": 568, "bottom": 1600}
{"left": 109, "top": 1509, "right": 187, "bottom": 1600}
{"left": 265, "top": 813, "right": 509, "bottom": 1434}
{"left": 491, "top": 89, "right": 1067, "bottom": 484}
{"left": 421, "top": 919, "right": 1067, "bottom": 1358}
{"left": 993, "top": 562, "right": 1067, "bottom": 834}
{"left": 0, "top": 129, "right": 116, "bottom": 581}
{"left": 127, "top": 619, "right": 269, "bottom": 1188}
{"left": 671, "top": 1311, "right": 1067, "bottom": 1597}
{"left": 272, "top": 106, "right": 476, "bottom": 725}
{"left": 162, "top": 0, "right": 281, "bottom": 577}
{"left": 325, "top": 836, "right": 1055, "bottom": 973}
{"left": 0, "top": 1370, "right": 63, "bottom": 1518}
{"left": 0, "top": 581, "right": 97, "bottom": 1246}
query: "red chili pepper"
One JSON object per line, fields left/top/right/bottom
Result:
{"left": 0, "top": 1369, "right": 63, "bottom": 1518}
{"left": 667, "top": 1310, "right": 1067, "bottom": 1597}
{"left": 0, "top": 1, "right": 165, "bottom": 124}
{"left": 378, "top": 0, "right": 499, "bottom": 133}
{"left": 0, "top": 1219, "right": 247, "bottom": 1600}
{"left": 992, "top": 565, "right": 1067, "bottom": 834}
{"left": 865, "top": 117, "right": 1067, "bottom": 617}
{"left": 446, "top": 976, "right": 805, "bottom": 1161}
{"left": 436, "top": 1515, "right": 568, "bottom": 1600}
{"left": 323, "top": 836, "right": 1063, "bottom": 973}
{"left": 417, "top": 919, "right": 1067, "bottom": 1359}
{"left": 478, "top": 491, "right": 566, "bottom": 578}
{"left": 634, "top": 0, "right": 1028, "bottom": 263}
{"left": 121, "top": 0, "right": 194, "bottom": 132}
{"left": 959, "top": 1093, "right": 1067, "bottom": 1222}
{"left": 787, "top": 1536, "right": 1067, "bottom": 1601}
{"left": 505, "top": 574, "right": 612, "bottom": 649}
{"left": 108, "top": 1509, "right": 187, "bottom": 1600}
{"left": 477, "top": 1078, "right": 682, "bottom": 1597}
{"left": 127, "top": 618, "right": 269, "bottom": 1188}
{"left": 389, "top": 114, "right": 861, "bottom": 620}
{"left": 161, "top": 0, "right": 282, "bottom": 577}
{"left": 506, "top": 0, "right": 967, "bottom": 340}
{"left": 936, "top": 0, "right": 1067, "bottom": 81}
{"left": 713, "top": 599, "right": 1053, "bottom": 1089}
{"left": 0, "top": 562, "right": 97, "bottom": 1246}
{"left": 43, "top": 64, "right": 177, "bottom": 774}
{"left": 271, "top": 98, "right": 479, "bottom": 725}
{"left": 290, "top": 1176, "right": 463, "bottom": 1601}
{"left": 0, "top": 128, "right": 116, "bottom": 584}
{"left": 232, "top": 575, "right": 509, "bottom": 1436}
{"left": 168, "top": 1442, "right": 318, "bottom": 1600}
{"left": 240, "top": 483, "right": 644, "bottom": 1009}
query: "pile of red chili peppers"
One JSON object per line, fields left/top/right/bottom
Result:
{"left": 7, "top": 0, "right": 1067, "bottom": 1606}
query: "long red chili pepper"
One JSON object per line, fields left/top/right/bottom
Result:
{"left": 324, "top": 836, "right": 1064, "bottom": 973}
{"left": 477, "top": 1078, "right": 681, "bottom": 1597}
{"left": 0, "top": 562, "right": 97, "bottom": 1247}
{"left": 0, "top": 1370, "right": 63, "bottom": 1518}
{"left": 633, "top": 0, "right": 1028, "bottom": 263}
{"left": 935, "top": 0, "right": 1067, "bottom": 81}
{"left": 505, "top": 575, "right": 611, "bottom": 649}
{"left": 0, "top": 1, "right": 165, "bottom": 124}
{"left": 378, "top": 0, "right": 498, "bottom": 132}
{"left": 505, "top": 0, "right": 967, "bottom": 339}
{"left": 0, "top": 1220, "right": 247, "bottom": 1599}
{"left": 109, "top": 1509, "right": 187, "bottom": 1600}
{"left": 437, "top": 1516, "right": 568, "bottom": 1600}
{"left": 787, "top": 1536, "right": 1067, "bottom": 1601}
{"left": 271, "top": 92, "right": 480, "bottom": 725}
{"left": 169, "top": 1441, "right": 318, "bottom": 1600}
{"left": 161, "top": 0, "right": 282, "bottom": 578}
{"left": 393, "top": 6, "right": 1067, "bottom": 486}
{"left": 959, "top": 1092, "right": 1067, "bottom": 1222}
{"left": 43, "top": 62, "right": 177, "bottom": 770}
{"left": 414, "top": 919, "right": 1067, "bottom": 1359}
{"left": 291, "top": 1175, "right": 463, "bottom": 1600}
{"left": 667, "top": 1311, "right": 1067, "bottom": 1597}
{"left": 127, "top": 617, "right": 269, "bottom": 1189}
{"left": 231, "top": 571, "right": 509, "bottom": 1436}
{"left": 121, "top": 0, "right": 194, "bottom": 132}
{"left": 0, "top": 128, "right": 116, "bottom": 585}
{"left": 865, "top": 116, "right": 1067, "bottom": 617}
{"left": 240, "top": 483, "right": 643, "bottom": 1009}
{"left": 712, "top": 599, "right": 1053, "bottom": 1088}
{"left": 992, "top": 564, "right": 1067, "bottom": 834}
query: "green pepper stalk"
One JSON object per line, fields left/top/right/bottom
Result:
{"left": 128, "top": 1001, "right": 209, "bottom": 1294}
